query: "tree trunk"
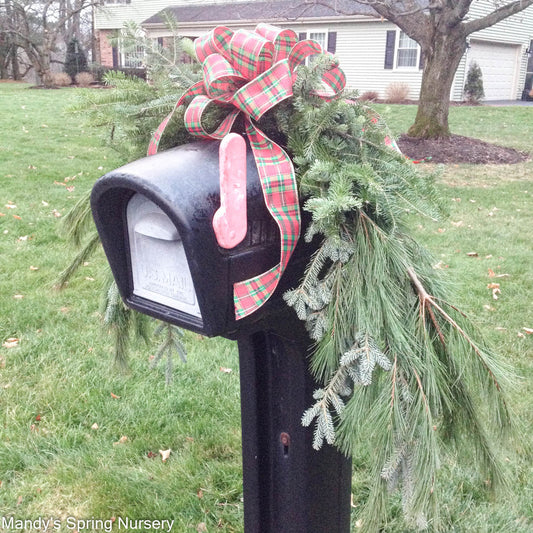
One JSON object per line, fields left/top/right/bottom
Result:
{"left": 407, "top": 30, "right": 467, "bottom": 139}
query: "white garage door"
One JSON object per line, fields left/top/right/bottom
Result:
{"left": 467, "top": 40, "right": 520, "bottom": 100}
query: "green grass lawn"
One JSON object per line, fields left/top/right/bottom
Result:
{"left": 1, "top": 82, "right": 532, "bottom": 532}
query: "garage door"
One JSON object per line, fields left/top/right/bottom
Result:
{"left": 467, "top": 40, "right": 520, "bottom": 100}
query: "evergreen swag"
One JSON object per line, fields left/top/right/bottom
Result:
{"left": 67, "top": 25, "right": 512, "bottom": 531}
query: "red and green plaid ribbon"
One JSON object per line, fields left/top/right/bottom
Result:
{"left": 148, "top": 24, "right": 346, "bottom": 319}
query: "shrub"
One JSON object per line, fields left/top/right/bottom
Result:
{"left": 75, "top": 71, "right": 95, "bottom": 87}
{"left": 53, "top": 72, "right": 73, "bottom": 87}
{"left": 464, "top": 61, "right": 484, "bottom": 103}
{"left": 359, "top": 90, "right": 379, "bottom": 102}
{"left": 385, "top": 82, "right": 410, "bottom": 103}
{"left": 64, "top": 37, "right": 88, "bottom": 82}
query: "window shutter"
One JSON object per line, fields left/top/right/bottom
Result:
{"left": 298, "top": 32, "right": 307, "bottom": 41}
{"left": 384, "top": 30, "right": 395, "bottom": 69}
{"left": 112, "top": 45, "right": 118, "bottom": 68}
{"left": 327, "top": 32, "right": 337, "bottom": 54}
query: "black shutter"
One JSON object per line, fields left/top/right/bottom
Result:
{"left": 158, "top": 37, "right": 164, "bottom": 48}
{"left": 112, "top": 45, "right": 118, "bottom": 68}
{"left": 298, "top": 32, "right": 306, "bottom": 41}
{"left": 384, "top": 30, "right": 395, "bottom": 69}
{"left": 327, "top": 31, "right": 337, "bottom": 53}
{"left": 418, "top": 47, "right": 424, "bottom": 70}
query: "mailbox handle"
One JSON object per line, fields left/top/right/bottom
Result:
{"left": 213, "top": 133, "right": 247, "bottom": 249}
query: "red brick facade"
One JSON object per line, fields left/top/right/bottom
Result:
{"left": 98, "top": 30, "right": 115, "bottom": 67}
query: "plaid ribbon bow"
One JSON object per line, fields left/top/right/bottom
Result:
{"left": 148, "top": 24, "right": 346, "bottom": 319}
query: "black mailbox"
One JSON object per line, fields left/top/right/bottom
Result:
{"left": 91, "top": 139, "right": 352, "bottom": 533}
{"left": 91, "top": 140, "right": 312, "bottom": 339}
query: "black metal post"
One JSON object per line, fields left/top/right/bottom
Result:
{"left": 237, "top": 314, "right": 352, "bottom": 533}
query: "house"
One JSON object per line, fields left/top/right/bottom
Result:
{"left": 95, "top": 0, "right": 533, "bottom": 101}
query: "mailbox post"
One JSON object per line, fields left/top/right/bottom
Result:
{"left": 91, "top": 140, "right": 352, "bottom": 532}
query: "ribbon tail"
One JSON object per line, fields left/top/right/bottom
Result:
{"left": 233, "top": 121, "right": 301, "bottom": 319}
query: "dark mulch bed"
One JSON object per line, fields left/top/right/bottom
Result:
{"left": 397, "top": 134, "right": 530, "bottom": 165}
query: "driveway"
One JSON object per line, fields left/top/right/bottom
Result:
{"left": 484, "top": 99, "right": 533, "bottom": 106}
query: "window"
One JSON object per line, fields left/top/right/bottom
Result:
{"left": 309, "top": 32, "right": 327, "bottom": 50}
{"left": 396, "top": 31, "right": 419, "bottom": 68}
{"left": 298, "top": 30, "right": 337, "bottom": 54}
{"left": 384, "top": 30, "right": 421, "bottom": 70}
{"left": 120, "top": 42, "right": 145, "bottom": 68}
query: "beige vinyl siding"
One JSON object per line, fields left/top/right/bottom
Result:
{"left": 334, "top": 21, "right": 422, "bottom": 99}
{"left": 457, "top": 0, "right": 533, "bottom": 100}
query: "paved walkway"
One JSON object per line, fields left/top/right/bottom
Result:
{"left": 484, "top": 99, "right": 533, "bottom": 106}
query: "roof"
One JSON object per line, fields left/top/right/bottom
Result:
{"left": 143, "top": 0, "right": 378, "bottom": 26}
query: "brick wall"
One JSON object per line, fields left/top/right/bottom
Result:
{"left": 98, "top": 30, "right": 114, "bottom": 67}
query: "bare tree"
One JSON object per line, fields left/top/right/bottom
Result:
{"left": 355, "top": 0, "right": 533, "bottom": 138}
{"left": 0, "top": 0, "right": 98, "bottom": 86}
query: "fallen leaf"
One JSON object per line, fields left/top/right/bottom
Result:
{"left": 0, "top": 213, "right": 4, "bottom": 216}
{"left": 110, "top": 392, "right": 120, "bottom": 399}
{"left": 85, "top": 277, "right": 95, "bottom": 282}
{"left": 219, "top": 366, "right": 232, "bottom": 374}
{"left": 17, "top": 495, "right": 23, "bottom": 505}
{"left": 159, "top": 449, "right": 171, "bottom": 462}
{"left": 13, "top": 294, "right": 23, "bottom": 299}
{"left": 35, "top": 414, "right": 41, "bottom": 421}
{"left": 66, "top": 186, "right": 75, "bottom": 192}
{"left": 466, "top": 251, "right": 478, "bottom": 257}
{"left": 147, "top": 451, "right": 157, "bottom": 458}
{"left": 28, "top": 165, "right": 36, "bottom": 169}
{"left": 2, "top": 338, "right": 19, "bottom": 348}
{"left": 483, "top": 304, "right": 496, "bottom": 311}
{"left": 451, "top": 220, "right": 464, "bottom": 227}
{"left": 113, "top": 436, "right": 128, "bottom": 445}
{"left": 487, "top": 283, "right": 500, "bottom": 289}
{"left": 488, "top": 268, "right": 495, "bottom": 277}
{"left": 91, "top": 423, "right": 99, "bottom": 430}
{"left": 523, "top": 327, "right": 533, "bottom": 335}
{"left": 52, "top": 210, "right": 61, "bottom": 218}
{"left": 41, "top": 200, "right": 49, "bottom": 206}
{"left": 518, "top": 332, "right": 525, "bottom": 338}
{"left": 18, "top": 235, "right": 29, "bottom": 241}
{"left": 196, "top": 523, "right": 207, "bottom": 533}
{"left": 30, "top": 266, "right": 39, "bottom": 271}
{"left": 5, "top": 204, "right": 16, "bottom": 209}
{"left": 197, "top": 488, "right": 204, "bottom": 499}
{"left": 41, "top": 124, "right": 48, "bottom": 128}
{"left": 12, "top": 215, "right": 21, "bottom": 220}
